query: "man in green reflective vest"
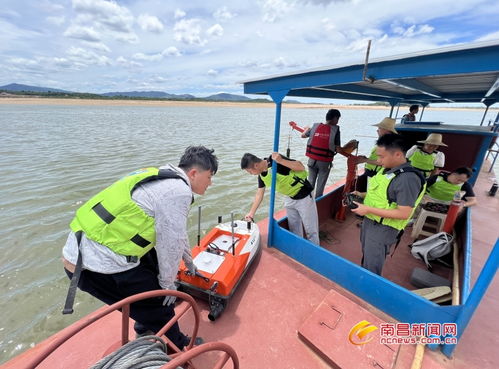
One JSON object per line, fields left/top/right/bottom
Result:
{"left": 62, "top": 146, "right": 218, "bottom": 349}
{"left": 356, "top": 117, "right": 398, "bottom": 191}
{"left": 241, "top": 152, "right": 319, "bottom": 244}
{"left": 406, "top": 133, "right": 447, "bottom": 177}
{"left": 351, "top": 134, "right": 426, "bottom": 275}
{"left": 426, "top": 167, "right": 477, "bottom": 207}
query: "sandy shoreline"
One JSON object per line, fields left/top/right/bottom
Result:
{"left": 0, "top": 97, "right": 497, "bottom": 111}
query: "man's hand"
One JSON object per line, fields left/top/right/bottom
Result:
{"left": 244, "top": 214, "right": 254, "bottom": 222}
{"left": 184, "top": 261, "right": 197, "bottom": 276}
{"left": 162, "top": 284, "right": 177, "bottom": 306}
{"left": 351, "top": 190, "right": 366, "bottom": 199}
{"left": 351, "top": 203, "right": 369, "bottom": 216}
{"left": 355, "top": 155, "right": 368, "bottom": 164}
{"left": 271, "top": 152, "right": 282, "bottom": 163}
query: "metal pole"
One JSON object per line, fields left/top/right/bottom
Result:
{"left": 420, "top": 105, "right": 426, "bottom": 121}
{"left": 362, "top": 40, "right": 372, "bottom": 82}
{"left": 231, "top": 211, "right": 235, "bottom": 256}
{"left": 395, "top": 103, "right": 400, "bottom": 118}
{"left": 197, "top": 206, "right": 201, "bottom": 246}
{"left": 480, "top": 105, "right": 490, "bottom": 126}
{"left": 267, "top": 89, "right": 288, "bottom": 247}
{"left": 389, "top": 104, "right": 394, "bottom": 118}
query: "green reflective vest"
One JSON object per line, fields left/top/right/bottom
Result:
{"left": 259, "top": 167, "right": 308, "bottom": 197}
{"left": 426, "top": 175, "right": 463, "bottom": 201}
{"left": 70, "top": 168, "right": 188, "bottom": 258}
{"left": 365, "top": 146, "right": 382, "bottom": 173}
{"left": 364, "top": 167, "right": 426, "bottom": 230}
{"left": 408, "top": 149, "right": 437, "bottom": 176}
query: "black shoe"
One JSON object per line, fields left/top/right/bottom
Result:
{"left": 135, "top": 329, "right": 155, "bottom": 339}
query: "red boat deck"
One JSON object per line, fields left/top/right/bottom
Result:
{"left": 3, "top": 168, "right": 498, "bottom": 369}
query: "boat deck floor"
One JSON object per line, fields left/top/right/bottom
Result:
{"left": 4, "top": 168, "right": 498, "bottom": 369}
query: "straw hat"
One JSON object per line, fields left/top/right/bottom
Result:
{"left": 417, "top": 133, "right": 448, "bottom": 147}
{"left": 372, "top": 117, "right": 397, "bottom": 133}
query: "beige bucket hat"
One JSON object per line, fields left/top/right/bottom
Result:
{"left": 372, "top": 117, "right": 397, "bottom": 133}
{"left": 417, "top": 133, "right": 448, "bottom": 147}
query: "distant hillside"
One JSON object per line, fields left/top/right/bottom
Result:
{"left": 101, "top": 91, "right": 195, "bottom": 99}
{"left": 204, "top": 93, "right": 251, "bottom": 101}
{"left": 0, "top": 83, "right": 71, "bottom": 93}
{"left": 0, "top": 83, "right": 274, "bottom": 102}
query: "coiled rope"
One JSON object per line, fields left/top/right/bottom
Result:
{"left": 89, "top": 335, "right": 182, "bottom": 369}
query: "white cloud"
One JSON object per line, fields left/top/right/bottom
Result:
{"left": 214, "top": 6, "right": 235, "bottom": 21}
{"left": 115, "top": 33, "right": 139, "bottom": 44}
{"left": 162, "top": 46, "right": 181, "bottom": 57}
{"left": 64, "top": 25, "right": 101, "bottom": 42}
{"left": 132, "top": 52, "right": 163, "bottom": 61}
{"left": 476, "top": 31, "right": 499, "bottom": 42}
{"left": 393, "top": 24, "right": 434, "bottom": 37}
{"left": 137, "top": 14, "right": 164, "bottom": 33}
{"left": 260, "top": 0, "right": 294, "bottom": 23}
{"left": 207, "top": 69, "right": 218, "bottom": 76}
{"left": 83, "top": 41, "right": 111, "bottom": 52}
{"left": 37, "top": 0, "right": 65, "bottom": 13}
{"left": 8, "top": 57, "right": 40, "bottom": 68}
{"left": 46, "top": 16, "right": 66, "bottom": 26}
{"left": 150, "top": 75, "right": 168, "bottom": 83}
{"left": 207, "top": 24, "right": 223, "bottom": 37}
{"left": 116, "top": 56, "right": 142, "bottom": 68}
{"left": 173, "top": 18, "right": 206, "bottom": 45}
{"left": 70, "top": 0, "right": 138, "bottom": 43}
{"left": 273, "top": 56, "right": 286, "bottom": 68}
{"left": 174, "top": 9, "right": 186, "bottom": 19}
{"left": 66, "top": 46, "right": 111, "bottom": 66}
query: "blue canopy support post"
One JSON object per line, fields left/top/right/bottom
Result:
{"left": 267, "top": 89, "right": 289, "bottom": 247}
{"left": 442, "top": 238, "right": 499, "bottom": 357}
{"left": 480, "top": 99, "right": 496, "bottom": 125}
{"left": 389, "top": 104, "right": 395, "bottom": 118}
{"left": 395, "top": 103, "right": 400, "bottom": 119}
{"left": 480, "top": 105, "right": 490, "bottom": 126}
{"left": 387, "top": 99, "right": 399, "bottom": 118}
{"left": 420, "top": 103, "right": 428, "bottom": 121}
{"left": 469, "top": 134, "right": 494, "bottom": 185}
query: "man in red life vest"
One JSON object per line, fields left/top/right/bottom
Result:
{"left": 302, "top": 109, "right": 350, "bottom": 198}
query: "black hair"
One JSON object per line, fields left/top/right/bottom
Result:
{"left": 410, "top": 104, "right": 419, "bottom": 112}
{"left": 178, "top": 146, "right": 218, "bottom": 174}
{"left": 240, "top": 153, "right": 262, "bottom": 169}
{"left": 376, "top": 133, "right": 411, "bottom": 153}
{"left": 325, "top": 109, "right": 341, "bottom": 121}
{"left": 452, "top": 167, "right": 473, "bottom": 178}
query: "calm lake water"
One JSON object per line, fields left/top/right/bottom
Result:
{"left": 0, "top": 102, "right": 497, "bottom": 362}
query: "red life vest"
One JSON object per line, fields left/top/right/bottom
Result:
{"left": 306, "top": 123, "right": 335, "bottom": 162}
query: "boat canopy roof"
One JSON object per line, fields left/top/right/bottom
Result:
{"left": 242, "top": 40, "right": 499, "bottom": 106}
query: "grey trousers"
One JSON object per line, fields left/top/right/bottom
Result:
{"left": 360, "top": 218, "right": 400, "bottom": 275}
{"left": 284, "top": 194, "right": 320, "bottom": 244}
{"left": 307, "top": 158, "right": 332, "bottom": 198}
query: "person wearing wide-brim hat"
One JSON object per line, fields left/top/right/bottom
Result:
{"left": 356, "top": 118, "right": 398, "bottom": 188}
{"left": 407, "top": 133, "right": 447, "bottom": 177}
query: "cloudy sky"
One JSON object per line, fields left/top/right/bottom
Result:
{"left": 1, "top": 0, "right": 499, "bottom": 96}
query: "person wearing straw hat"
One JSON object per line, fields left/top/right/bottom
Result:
{"left": 356, "top": 117, "right": 398, "bottom": 191}
{"left": 406, "top": 133, "right": 447, "bottom": 177}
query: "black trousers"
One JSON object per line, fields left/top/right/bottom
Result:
{"left": 64, "top": 251, "right": 188, "bottom": 349}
